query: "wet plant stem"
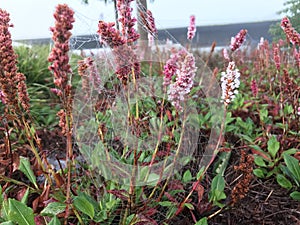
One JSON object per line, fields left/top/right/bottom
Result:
{"left": 64, "top": 113, "right": 73, "bottom": 224}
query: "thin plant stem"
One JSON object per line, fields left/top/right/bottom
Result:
{"left": 176, "top": 107, "right": 227, "bottom": 215}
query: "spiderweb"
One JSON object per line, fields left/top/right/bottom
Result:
{"left": 69, "top": 1, "right": 224, "bottom": 223}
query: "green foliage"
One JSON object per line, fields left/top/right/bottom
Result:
{"left": 18, "top": 157, "right": 38, "bottom": 189}
{"left": 209, "top": 174, "right": 226, "bottom": 207}
{"left": 195, "top": 217, "right": 208, "bottom": 225}
{"left": 283, "top": 153, "right": 300, "bottom": 186}
{"left": 0, "top": 198, "right": 35, "bottom": 225}
{"left": 40, "top": 202, "right": 66, "bottom": 216}
{"left": 73, "top": 194, "right": 95, "bottom": 219}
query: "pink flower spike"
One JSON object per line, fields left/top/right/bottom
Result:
{"left": 221, "top": 61, "right": 240, "bottom": 105}
{"left": 272, "top": 43, "right": 280, "bottom": 71}
{"left": 187, "top": 15, "right": 196, "bottom": 41}
{"left": 230, "top": 29, "right": 247, "bottom": 52}
{"left": 147, "top": 10, "right": 157, "bottom": 37}
{"left": 281, "top": 17, "right": 300, "bottom": 45}
{"left": 164, "top": 49, "right": 197, "bottom": 111}
{"left": 251, "top": 79, "right": 258, "bottom": 97}
{"left": 222, "top": 48, "right": 230, "bottom": 61}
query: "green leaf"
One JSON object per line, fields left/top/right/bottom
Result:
{"left": 184, "top": 203, "right": 194, "bottom": 210}
{"left": 125, "top": 214, "right": 136, "bottom": 225}
{"left": 195, "top": 217, "right": 208, "bottom": 225}
{"left": 209, "top": 174, "right": 226, "bottom": 206}
{"left": 283, "top": 104, "right": 294, "bottom": 115}
{"left": 2, "top": 198, "right": 9, "bottom": 220}
{"left": 283, "top": 154, "right": 300, "bottom": 184}
{"left": 18, "top": 157, "right": 38, "bottom": 189}
{"left": 41, "top": 202, "right": 66, "bottom": 216}
{"left": 253, "top": 168, "right": 266, "bottom": 178}
{"left": 8, "top": 199, "right": 35, "bottom": 225}
{"left": 48, "top": 216, "right": 61, "bottom": 225}
{"left": 267, "top": 136, "right": 280, "bottom": 159}
{"left": 254, "top": 156, "right": 267, "bottom": 167}
{"left": 0, "top": 222, "right": 14, "bottom": 225}
{"left": 21, "top": 188, "right": 30, "bottom": 204}
{"left": 183, "top": 170, "right": 193, "bottom": 183}
{"left": 276, "top": 174, "right": 292, "bottom": 189}
{"left": 259, "top": 108, "right": 268, "bottom": 122}
{"left": 158, "top": 201, "right": 174, "bottom": 207}
{"left": 73, "top": 195, "right": 95, "bottom": 219}
{"left": 290, "top": 191, "right": 300, "bottom": 201}
{"left": 196, "top": 167, "right": 205, "bottom": 180}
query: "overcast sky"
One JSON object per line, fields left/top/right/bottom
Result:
{"left": 1, "top": 0, "right": 286, "bottom": 40}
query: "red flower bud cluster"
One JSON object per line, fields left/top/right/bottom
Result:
{"left": 187, "top": 15, "right": 196, "bottom": 41}
{"left": 97, "top": 1, "right": 141, "bottom": 85}
{"left": 230, "top": 29, "right": 247, "bottom": 52}
{"left": 0, "top": 9, "right": 30, "bottom": 112}
{"left": 251, "top": 79, "right": 258, "bottom": 97}
{"left": 281, "top": 17, "right": 300, "bottom": 46}
{"left": 272, "top": 43, "right": 280, "bottom": 71}
{"left": 48, "top": 4, "right": 75, "bottom": 92}
{"left": 117, "top": 0, "right": 140, "bottom": 43}
{"left": 97, "top": 21, "right": 126, "bottom": 47}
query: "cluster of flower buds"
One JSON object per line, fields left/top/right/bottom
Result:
{"left": 222, "top": 48, "right": 230, "bottom": 61}
{"left": 293, "top": 47, "right": 300, "bottom": 68}
{"left": 48, "top": 4, "right": 75, "bottom": 92}
{"left": 221, "top": 61, "right": 240, "bottom": 105}
{"left": 78, "top": 57, "right": 102, "bottom": 97}
{"left": 281, "top": 17, "right": 300, "bottom": 46}
{"left": 251, "top": 79, "right": 258, "bottom": 98}
{"left": 187, "top": 15, "right": 196, "bottom": 41}
{"left": 163, "top": 49, "right": 197, "bottom": 111}
{"left": 97, "top": 21, "right": 126, "bottom": 47}
{"left": 98, "top": 1, "right": 141, "bottom": 85}
{"left": 0, "top": 9, "right": 30, "bottom": 112}
{"left": 230, "top": 29, "right": 247, "bottom": 52}
{"left": 146, "top": 10, "right": 157, "bottom": 37}
{"left": 117, "top": 0, "right": 140, "bottom": 43}
{"left": 272, "top": 43, "right": 281, "bottom": 71}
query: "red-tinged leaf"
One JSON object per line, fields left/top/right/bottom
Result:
{"left": 12, "top": 152, "right": 20, "bottom": 172}
{"left": 16, "top": 187, "right": 27, "bottom": 202}
{"left": 136, "top": 214, "right": 158, "bottom": 225}
{"left": 143, "top": 208, "right": 157, "bottom": 217}
{"left": 40, "top": 184, "right": 51, "bottom": 203}
{"left": 34, "top": 215, "right": 46, "bottom": 225}
{"left": 294, "top": 152, "right": 300, "bottom": 161}
{"left": 191, "top": 210, "right": 197, "bottom": 224}
{"left": 53, "top": 172, "right": 65, "bottom": 188}
{"left": 164, "top": 192, "right": 176, "bottom": 203}
{"left": 32, "top": 185, "right": 51, "bottom": 212}
{"left": 168, "top": 179, "right": 184, "bottom": 190}
{"left": 166, "top": 109, "right": 172, "bottom": 121}
{"left": 250, "top": 148, "right": 271, "bottom": 161}
{"left": 107, "top": 189, "right": 129, "bottom": 201}
{"left": 193, "top": 182, "right": 204, "bottom": 205}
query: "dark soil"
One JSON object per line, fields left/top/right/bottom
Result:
{"left": 209, "top": 177, "right": 300, "bottom": 225}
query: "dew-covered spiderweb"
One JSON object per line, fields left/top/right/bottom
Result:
{"left": 69, "top": 1, "right": 224, "bottom": 223}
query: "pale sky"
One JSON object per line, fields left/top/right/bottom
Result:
{"left": 0, "top": 0, "right": 286, "bottom": 40}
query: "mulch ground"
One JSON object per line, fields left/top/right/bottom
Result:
{"left": 210, "top": 177, "right": 300, "bottom": 225}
